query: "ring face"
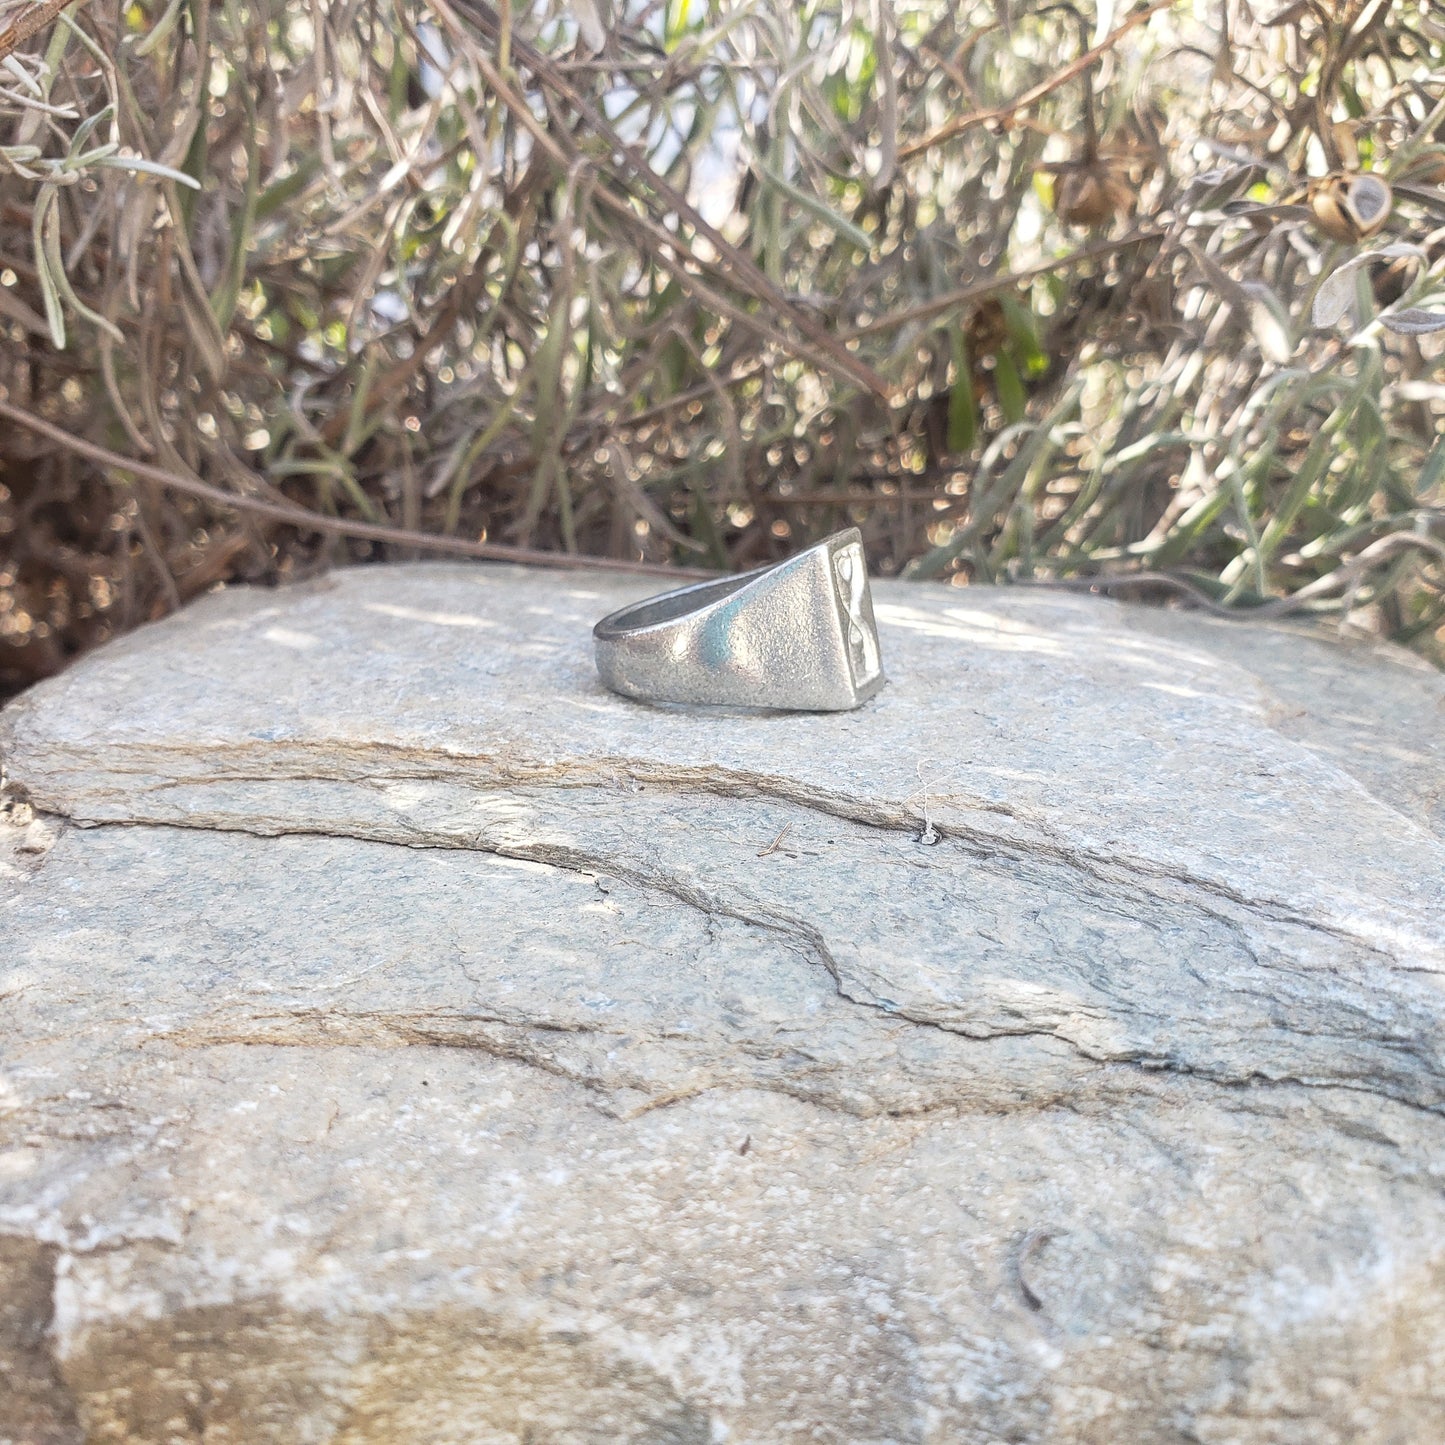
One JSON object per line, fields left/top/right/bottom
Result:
{"left": 831, "top": 537, "right": 882, "bottom": 693}
{"left": 593, "top": 528, "right": 886, "bottom": 711}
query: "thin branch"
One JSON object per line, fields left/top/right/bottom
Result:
{"left": 0, "top": 0, "right": 84, "bottom": 64}
{"left": 1018, "top": 532, "right": 1445, "bottom": 619}
{"left": 898, "top": 0, "right": 1174, "bottom": 162}
{"left": 845, "top": 230, "right": 1163, "bottom": 337}
{"left": 0, "top": 399, "right": 715, "bottom": 579}
{"left": 442, "top": 0, "right": 892, "bottom": 400}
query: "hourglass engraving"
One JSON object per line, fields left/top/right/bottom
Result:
{"left": 832, "top": 542, "right": 881, "bottom": 688}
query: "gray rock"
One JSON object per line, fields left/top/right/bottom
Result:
{"left": 1, "top": 563, "right": 1442, "bottom": 1443}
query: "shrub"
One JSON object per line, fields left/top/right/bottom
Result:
{"left": 2, "top": 0, "right": 1443, "bottom": 696}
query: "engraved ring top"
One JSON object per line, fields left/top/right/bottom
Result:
{"left": 592, "top": 528, "right": 886, "bottom": 712}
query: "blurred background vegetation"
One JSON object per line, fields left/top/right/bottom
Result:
{"left": 2, "top": 0, "right": 1445, "bottom": 698}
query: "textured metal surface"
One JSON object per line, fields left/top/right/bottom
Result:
{"left": 592, "top": 528, "right": 885, "bottom": 710}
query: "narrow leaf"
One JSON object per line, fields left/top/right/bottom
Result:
{"left": 1312, "top": 244, "right": 1424, "bottom": 328}
{"left": 1380, "top": 307, "right": 1445, "bottom": 335}
{"left": 756, "top": 160, "right": 873, "bottom": 252}
{"left": 947, "top": 331, "right": 977, "bottom": 453}
{"left": 994, "top": 350, "right": 1026, "bottom": 425}
{"left": 94, "top": 153, "right": 203, "bottom": 188}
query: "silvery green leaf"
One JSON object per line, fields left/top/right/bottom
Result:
{"left": 572, "top": 0, "right": 608, "bottom": 53}
{"left": 31, "top": 187, "right": 64, "bottom": 349}
{"left": 37, "top": 178, "right": 123, "bottom": 346}
{"left": 1182, "top": 164, "right": 1265, "bottom": 213}
{"left": 65, "top": 104, "right": 114, "bottom": 157}
{"left": 1242, "top": 282, "right": 1294, "bottom": 363}
{"left": 2, "top": 54, "right": 42, "bottom": 96}
{"left": 70, "top": 143, "right": 120, "bottom": 168}
{"left": 1311, "top": 244, "right": 1425, "bottom": 328}
{"left": 0, "top": 88, "right": 78, "bottom": 117}
{"left": 131, "top": 0, "right": 188, "bottom": 58}
{"left": 92, "top": 154, "right": 203, "bottom": 188}
{"left": 1312, "top": 264, "right": 1361, "bottom": 328}
{"left": 1380, "top": 307, "right": 1445, "bottom": 335}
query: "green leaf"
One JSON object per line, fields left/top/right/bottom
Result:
{"left": 1416, "top": 435, "right": 1445, "bottom": 500}
{"left": 388, "top": 39, "right": 411, "bottom": 118}
{"left": 947, "top": 330, "right": 977, "bottom": 453}
{"left": 212, "top": 52, "right": 260, "bottom": 331}
{"left": 661, "top": 332, "right": 688, "bottom": 396}
{"left": 255, "top": 158, "right": 319, "bottom": 220}
{"left": 131, "top": 0, "right": 187, "bottom": 57}
{"left": 999, "top": 296, "right": 1047, "bottom": 378}
{"left": 823, "top": 23, "right": 876, "bottom": 123}
{"left": 756, "top": 160, "right": 873, "bottom": 252}
{"left": 647, "top": 275, "right": 683, "bottom": 323}
{"left": 177, "top": 109, "right": 207, "bottom": 233}
{"left": 995, "top": 350, "right": 1026, "bottom": 425}
{"left": 664, "top": 0, "right": 692, "bottom": 50}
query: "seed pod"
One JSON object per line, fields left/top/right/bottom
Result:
{"left": 964, "top": 298, "right": 1008, "bottom": 356}
{"left": 1371, "top": 250, "right": 1420, "bottom": 307}
{"left": 1308, "top": 173, "right": 1393, "bottom": 243}
{"left": 1344, "top": 174, "right": 1393, "bottom": 237}
{"left": 1054, "top": 162, "right": 1134, "bottom": 228}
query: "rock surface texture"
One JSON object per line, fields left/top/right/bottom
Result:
{"left": 2, "top": 562, "right": 1444, "bottom": 1444}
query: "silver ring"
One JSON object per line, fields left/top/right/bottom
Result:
{"left": 593, "top": 528, "right": 885, "bottom": 712}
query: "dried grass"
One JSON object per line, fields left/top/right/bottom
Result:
{"left": 2, "top": 0, "right": 1444, "bottom": 697}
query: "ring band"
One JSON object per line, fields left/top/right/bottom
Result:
{"left": 593, "top": 528, "right": 885, "bottom": 711}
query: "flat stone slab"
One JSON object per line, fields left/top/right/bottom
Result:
{"left": 2, "top": 563, "right": 1443, "bottom": 1443}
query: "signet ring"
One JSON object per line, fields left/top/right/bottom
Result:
{"left": 592, "top": 528, "right": 885, "bottom": 712}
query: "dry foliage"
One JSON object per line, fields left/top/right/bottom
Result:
{"left": 3, "top": 0, "right": 1445, "bottom": 696}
